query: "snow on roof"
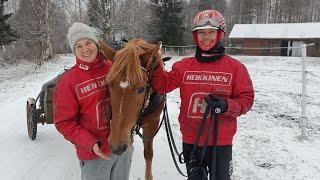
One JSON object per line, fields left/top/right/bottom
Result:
{"left": 229, "top": 22, "right": 320, "bottom": 39}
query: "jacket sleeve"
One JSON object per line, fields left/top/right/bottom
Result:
{"left": 53, "top": 76, "right": 98, "bottom": 151}
{"left": 152, "top": 61, "right": 183, "bottom": 94}
{"left": 224, "top": 64, "right": 254, "bottom": 117}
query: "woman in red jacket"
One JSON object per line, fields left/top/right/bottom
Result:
{"left": 152, "top": 10, "right": 254, "bottom": 180}
{"left": 54, "top": 22, "right": 133, "bottom": 180}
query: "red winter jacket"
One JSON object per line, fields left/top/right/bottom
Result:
{"left": 152, "top": 55, "right": 254, "bottom": 146}
{"left": 54, "top": 53, "right": 112, "bottom": 160}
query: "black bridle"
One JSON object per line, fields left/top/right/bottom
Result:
{"left": 133, "top": 56, "right": 165, "bottom": 141}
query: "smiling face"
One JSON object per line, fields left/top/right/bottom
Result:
{"left": 74, "top": 38, "right": 98, "bottom": 62}
{"left": 196, "top": 29, "right": 218, "bottom": 51}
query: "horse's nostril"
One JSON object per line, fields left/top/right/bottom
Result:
{"left": 111, "top": 143, "right": 128, "bottom": 155}
{"left": 120, "top": 144, "right": 128, "bottom": 152}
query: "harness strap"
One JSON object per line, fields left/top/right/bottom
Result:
{"left": 133, "top": 58, "right": 163, "bottom": 140}
{"left": 134, "top": 93, "right": 166, "bottom": 141}
{"left": 211, "top": 110, "right": 219, "bottom": 180}
{"left": 134, "top": 95, "right": 147, "bottom": 138}
{"left": 163, "top": 103, "right": 188, "bottom": 177}
{"left": 188, "top": 105, "right": 210, "bottom": 172}
{"left": 163, "top": 103, "right": 183, "bottom": 157}
{"left": 188, "top": 105, "right": 219, "bottom": 179}
{"left": 198, "top": 109, "right": 215, "bottom": 166}
{"left": 190, "top": 105, "right": 211, "bottom": 157}
{"left": 143, "top": 93, "right": 165, "bottom": 116}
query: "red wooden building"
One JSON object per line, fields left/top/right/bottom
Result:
{"left": 228, "top": 22, "right": 320, "bottom": 57}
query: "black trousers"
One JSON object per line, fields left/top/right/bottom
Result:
{"left": 183, "top": 143, "right": 232, "bottom": 180}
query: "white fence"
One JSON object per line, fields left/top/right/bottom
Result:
{"left": 163, "top": 45, "right": 196, "bottom": 56}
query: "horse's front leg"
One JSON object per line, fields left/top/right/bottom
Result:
{"left": 143, "top": 139, "right": 154, "bottom": 180}
{"left": 142, "top": 118, "right": 160, "bottom": 180}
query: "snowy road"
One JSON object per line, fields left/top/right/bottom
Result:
{"left": 0, "top": 55, "right": 319, "bottom": 180}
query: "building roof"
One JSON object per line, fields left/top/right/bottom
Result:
{"left": 229, "top": 22, "right": 320, "bottom": 39}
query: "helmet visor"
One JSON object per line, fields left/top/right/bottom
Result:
{"left": 193, "top": 18, "right": 220, "bottom": 31}
{"left": 193, "top": 25, "right": 219, "bottom": 31}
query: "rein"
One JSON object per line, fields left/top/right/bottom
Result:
{"left": 164, "top": 102, "right": 219, "bottom": 179}
{"left": 163, "top": 102, "right": 188, "bottom": 177}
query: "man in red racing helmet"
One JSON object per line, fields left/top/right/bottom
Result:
{"left": 152, "top": 10, "right": 254, "bottom": 180}
{"left": 192, "top": 10, "right": 227, "bottom": 62}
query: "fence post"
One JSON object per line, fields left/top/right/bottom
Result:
{"left": 300, "top": 44, "right": 307, "bottom": 141}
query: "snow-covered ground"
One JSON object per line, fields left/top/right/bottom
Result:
{"left": 0, "top": 54, "right": 319, "bottom": 180}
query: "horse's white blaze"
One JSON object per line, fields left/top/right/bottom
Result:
{"left": 119, "top": 81, "right": 129, "bottom": 114}
{"left": 120, "top": 81, "right": 129, "bottom": 88}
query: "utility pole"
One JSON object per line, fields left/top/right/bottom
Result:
{"left": 300, "top": 44, "right": 307, "bottom": 141}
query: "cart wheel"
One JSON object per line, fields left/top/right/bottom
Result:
{"left": 27, "top": 98, "right": 37, "bottom": 140}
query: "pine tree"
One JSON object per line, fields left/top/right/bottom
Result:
{"left": 149, "top": 0, "right": 185, "bottom": 46}
{"left": 0, "top": 0, "right": 17, "bottom": 46}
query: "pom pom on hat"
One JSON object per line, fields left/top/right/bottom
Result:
{"left": 67, "top": 22, "right": 99, "bottom": 53}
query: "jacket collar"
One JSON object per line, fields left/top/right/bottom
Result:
{"left": 76, "top": 52, "right": 104, "bottom": 71}
{"left": 195, "top": 42, "right": 225, "bottom": 63}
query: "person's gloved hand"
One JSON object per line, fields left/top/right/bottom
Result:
{"left": 205, "top": 94, "right": 228, "bottom": 114}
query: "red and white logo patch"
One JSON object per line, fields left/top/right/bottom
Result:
{"left": 187, "top": 92, "right": 210, "bottom": 119}
{"left": 183, "top": 71, "right": 232, "bottom": 86}
{"left": 76, "top": 75, "right": 107, "bottom": 100}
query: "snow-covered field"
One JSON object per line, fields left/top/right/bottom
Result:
{"left": 0, "top": 54, "right": 319, "bottom": 180}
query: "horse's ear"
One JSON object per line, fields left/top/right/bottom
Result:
{"left": 140, "top": 41, "right": 162, "bottom": 65}
{"left": 99, "top": 40, "right": 116, "bottom": 61}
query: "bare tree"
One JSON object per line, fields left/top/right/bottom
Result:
{"left": 181, "top": 0, "right": 198, "bottom": 45}
{"left": 86, "top": 0, "right": 119, "bottom": 41}
{"left": 42, "top": 0, "right": 53, "bottom": 59}
{"left": 51, "top": 2, "right": 69, "bottom": 54}
{"left": 11, "top": 0, "right": 68, "bottom": 63}
{"left": 113, "top": 0, "right": 151, "bottom": 41}
{"left": 227, "top": 0, "right": 319, "bottom": 25}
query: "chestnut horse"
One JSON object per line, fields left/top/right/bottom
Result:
{"left": 99, "top": 39, "right": 165, "bottom": 180}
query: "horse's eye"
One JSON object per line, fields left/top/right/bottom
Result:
{"left": 138, "top": 87, "right": 145, "bottom": 94}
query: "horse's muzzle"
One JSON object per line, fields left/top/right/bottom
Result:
{"left": 110, "top": 143, "right": 128, "bottom": 155}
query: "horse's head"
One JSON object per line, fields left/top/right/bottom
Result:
{"left": 100, "top": 39, "right": 163, "bottom": 155}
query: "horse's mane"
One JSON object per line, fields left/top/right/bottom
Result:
{"left": 106, "top": 39, "right": 157, "bottom": 87}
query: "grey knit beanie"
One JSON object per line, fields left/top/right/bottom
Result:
{"left": 67, "top": 22, "right": 99, "bottom": 53}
